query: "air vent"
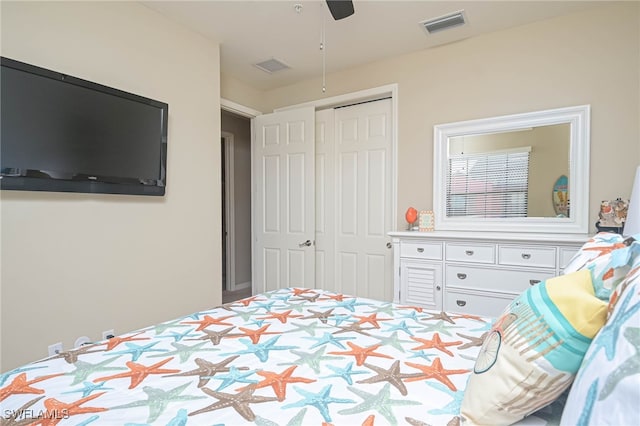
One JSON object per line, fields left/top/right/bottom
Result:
{"left": 254, "top": 58, "right": 290, "bottom": 74}
{"left": 420, "top": 10, "right": 466, "bottom": 34}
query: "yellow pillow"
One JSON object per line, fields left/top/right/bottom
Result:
{"left": 460, "top": 270, "right": 607, "bottom": 425}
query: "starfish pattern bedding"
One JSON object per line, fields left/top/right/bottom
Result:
{"left": 0, "top": 288, "right": 562, "bottom": 425}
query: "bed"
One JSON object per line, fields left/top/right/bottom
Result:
{"left": 2, "top": 233, "right": 638, "bottom": 425}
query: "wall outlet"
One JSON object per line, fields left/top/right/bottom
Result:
{"left": 74, "top": 336, "right": 92, "bottom": 347}
{"left": 48, "top": 342, "right": 63, "bottom": 356}
{"left": 102, "top": 329, "right": 115, "bottom": 340}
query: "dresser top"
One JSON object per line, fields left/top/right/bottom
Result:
{"left": 388, "top": 230, "right": 591, "bottom": 244}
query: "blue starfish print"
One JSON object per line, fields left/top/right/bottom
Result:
{"left": 417, "top": 320, "right": 463, "bottom": 337}
{"left": 156, "top": 328, "right": 200, "bottom": 342}
{"left": 374, "top": 331, "right": 413, "bottom": 353}
{"left": 247, "top": 319, "right": 266, "bottom": 327}
{"left": 424, "top": 381, "right": 464, "bottom": 415}
{"left": 398, "top": 310, "right": 422, "bottom": 323}
{"left": 330, "top": 298, "right": 368, "bottom": 312}
{"left": 113, "top": 383, "right": 205, "bottom": 423}
{"left": 303, "top": 332, "right": 352, "bottom": 349}
{"left": 577, "top": 379, "right": 598, "bottom": 426}
{"left": 62, "top": 381, "right": 112, "bottom": 398}
{"left": 109, "top": 341, "right": 166, "bottom": 361}
{"left": 408, "top": 350, "right": 436, "bottom": 362}
{"left": 332, "top": 314, "right": 356, "bottom": 326}
{"left": 208, "top": 366, "right": 258, "bottom": 391}
{"left": 288, "top": 321, "right": 330, "bottom": 336}
{"left": 149, "top": 341, "right": 218, "bottom": 363}
{"left": 470, "top": 321, "right": 493, "bottom": 333}
{"left": 230, "top": 308, "right": 260, "bottom": 322}
{"left": 322, "top": 361, "right": 369, "bottom": 385}
{"left": 253, "top": 300, "right": 277, "bottom": 311}
{"left": 279, "top": 347, "right": 340, "bottom": 374}
{"left": 284, "top": 384, "right": 354, "bottom": 422}
{"left": 151, "top": 318, "right": 190, "bottom": 334}
{"left": 66, "top": 356, "right": 127, "bottom": 385}
{"left": 166, "top": 408, "right": 190, "bottom": 426}
{"left": 0, "top": 365, "right": 47, "bottom": 386}
{"left": 226, "top": 336, "right": 296, "bottom": 362}
{"left": 280, "top": 301, "right": 309, "bottom": 313}
{"left": 383, "top": 320, "right": 422, "bottom": 336}
{"left": 365, "top": 302, "right": 397, "bottom": 316}
{"left": 339, "top": 383, "right": 421, "bottom": 425}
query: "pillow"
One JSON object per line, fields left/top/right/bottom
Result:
{"left": 563, "top": 232, "right": 634, "bottom": 300}
{"left": 560, "top": 241, "right": 640, "bottom": 426}
{"left": 460, "top": 269, "right": 607, "bottom": 425}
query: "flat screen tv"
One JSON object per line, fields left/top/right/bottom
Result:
{"left": 1, "top": 57, "right": 168, "bottom": 196}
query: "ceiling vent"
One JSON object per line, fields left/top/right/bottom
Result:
{"left": 420, "top": 10, "right": 466, "bottom": 34}
{"left": 254, "top": 58, "right": 290, "bottom": 74}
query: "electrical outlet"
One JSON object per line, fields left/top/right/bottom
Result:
{"left": 102, "top": 329, "right": 115, "bottom": 340}
{"left": 74, "top": 336, "right": 92, "bottom": 347}
{"left": 48, "top": 342, "right": 63, "bottom": 356}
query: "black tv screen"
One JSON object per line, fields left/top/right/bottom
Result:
{"left": 1, "top": 57, "right": 168, "bottom": 196}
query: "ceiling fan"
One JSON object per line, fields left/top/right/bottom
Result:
{"left": 326, "top": 0, "right": 354, "bottom": 20}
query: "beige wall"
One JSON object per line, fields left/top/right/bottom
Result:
{"left": 255, "top": 2, "right": 640, "bottom": 230}
{"left": 221, "top": 111, "right": 252, "bottom": 286}
{"left": 1, "top": 1, "right": 221, "bottom": 371}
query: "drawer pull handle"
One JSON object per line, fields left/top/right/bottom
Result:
{"left": 522, "top": 253, "right": 531, "bottom": 259}
{"left": 436, "top": 285, "right": 441, "bottom": 291}
{"left": 417, "top": 247, "right": 424, "bottom": 253}
{"left": 456, "top": 300, "right": 467, "bottom": 307}
{"left": 465, "top": 250, "right": 474, "bottom": 256}
{"left": 457, "top": 273, "right": 467, "bottom": 280}
{"left": 529, "top": 279, "right": 541, "bottom": 286}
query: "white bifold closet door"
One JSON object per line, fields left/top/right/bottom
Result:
{"left": 253, "top": 99, "right": 393, "bottom": 301}
{"left": 316, "top": 98, "right": 394, "bottom": 301}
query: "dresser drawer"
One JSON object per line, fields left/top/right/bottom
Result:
{"left": 400, "top": 241, "right": 442, "bottom": 260}
{"left": 498, "top": 245, "right": 557, "bottom": 268}
{"left": 559, "top": 247, "right": 580, "bottom": 270}
{"left": 444, "top": 289, "right": 512, "bottom": 318}
{"left": 446, "top": 265, "right": 555, "bottom": 294}
{"left": 445, "top": 243, "right": 495, "bottom": 264}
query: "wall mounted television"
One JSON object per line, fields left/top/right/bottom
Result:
{"left": 1, "top": 57, "right": 168, "bottom": 196}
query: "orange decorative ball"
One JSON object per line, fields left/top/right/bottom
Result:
{"left": 405, "top": 207, "right": 418, "bottom": 224}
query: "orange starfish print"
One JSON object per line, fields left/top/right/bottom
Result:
{"left": 404, "top": 358, "right": 469, "bottom": 391}
{"left": 329, "top": 342, "right": 393, "bottom": 366}
{"left": 93, "top": 357, "right": 179, "bottom": 389}
{"left": 258, "top": 310, "right": 303, "bottom": 324}
{"left": 0, "top": 373, "right": 63, "bottom": 402}
{"left": 320, "top": 293, "right": 347, "bottom": 302}
{"left": 291, "top": 288, "right": 315, "bottom": 296}
{"left": 235, "top": 296, "right": 260, "bottom": 307}
{"left": 243, "top": 365, "right": 315, "bottom": 401}
{"left": 104, "top": 331, "right": 149, "bottom": 351}
{"left": 34, "top": 392, "right": 107, "bottom": 426}
{"left": 182, "top": 314, "right": 235, "bottom": 331}
{"left": 450, "top": 313, "right": 486, "bottom": 322}
{"left": 362, "top": 415, "right": 376, "bottom": 426}
{"left": 235, "top": 324, "right": 281, "bottom": 344}
{"left": 410, "top": 332, "right": 462, "bottom": 357}
{"left": 353, "top": 313, "right": 392, "bottom": 329}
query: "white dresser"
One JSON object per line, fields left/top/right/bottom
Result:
{"left": 389, "top": 231, "right": 590, "bottom": 318}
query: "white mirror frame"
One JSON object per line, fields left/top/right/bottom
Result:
{"left": 433, "top": 105, "right": 590, "bottom": 234}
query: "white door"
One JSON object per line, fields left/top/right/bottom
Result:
{"left": 252, "top": 107, "right": 315, "bottom": 294}
{"left": 332, "top": 99, "right": 394, "bottom": 301}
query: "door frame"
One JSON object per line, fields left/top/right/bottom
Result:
{"left": 221, "top": 98, "right": 261, "bottom": 294}
{"left": 221, "top": 131, "right": 236, "bottom": 291}
{"left": 274, "top": 83, "right": 399, "bottom": 229}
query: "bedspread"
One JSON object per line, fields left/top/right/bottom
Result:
{"left": 1, "top": 288, "right": 505, "bottom": 425}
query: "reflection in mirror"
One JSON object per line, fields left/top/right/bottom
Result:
{"left": 433, "top": 105, "right": 590, "bottom": 234}
{"left": 447, "top": 123, "right": 570, "bottom": 218}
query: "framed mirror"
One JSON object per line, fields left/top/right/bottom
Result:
{"left": 433, "top": 105, "right": 590, "bottom": 234}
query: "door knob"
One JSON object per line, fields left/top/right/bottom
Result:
{"left": 386, "top": 242, "right": 392, "bottom": 249}
{"left": 299, "top": 240, "right": 312, "bottom": 247}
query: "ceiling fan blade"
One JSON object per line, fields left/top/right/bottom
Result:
{"left": 326, "top": 0, "right": 354, "bottom": 20}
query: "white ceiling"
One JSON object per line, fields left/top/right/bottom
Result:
{"left": 143, "top": 1, "right": 609, "bottom": 91}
